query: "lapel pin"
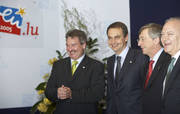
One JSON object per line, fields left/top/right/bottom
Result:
{"left": 82, "top": 66, "right": 86, "bottom": 69}
{"left": 129, "top": 61, "right": 132, "bottom": 63}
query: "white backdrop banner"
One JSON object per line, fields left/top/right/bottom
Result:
{"left": 0, "top": 0, "right": 130, "bottom": 108}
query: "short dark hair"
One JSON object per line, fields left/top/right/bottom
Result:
{"left": 106, "top": 21, "right": 128, "bottom": 37}
{"left": 65, "top": 29, "right": 87, "bottom": 44}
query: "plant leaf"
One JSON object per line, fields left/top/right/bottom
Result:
{"left": 44, "top": 103, "right": 56, "bottom": 114}
{"left": 36, "top": 82, "right": 46, "bottom": 90}
{"left": 30, "top": 100, "right": 42, "bottom": 114}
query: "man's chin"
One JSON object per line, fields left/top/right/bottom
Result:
{"left": 164, "top": 46, "right": 169, "bottom": 52}
{"left": 142, "top": 51, "right": 147, "bottom": 55}
{"left": 112, "top": 48, "right": 118, "bottom": 52}
{"left": 70, "top": 56, "right": 79, "bottom": 60}
{"left": 164, "top": 48, "right": 170, "bottom": 54}
{"left": 69, "top": 55, "right": 76, "bottom": 59}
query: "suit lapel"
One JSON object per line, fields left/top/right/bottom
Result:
{"left": 143, "top": 57, "right": 150, "bottom": 86}
{"left": 116, "top": 48, "right": 135, "bottom": 82}
{"left": 164, "top": 56, "right": 180, "bottom": 95}
{"left": 146, "top": 51, "right": 170, "bottom": 88}
{"left": 65, "top": 57, "right": 74, "bottom": 81}
{"left": 108, "top": 55, "right": 116, "bottom": 83}
{"left": 72, "top": 55, "right": 89, "bottom": 80}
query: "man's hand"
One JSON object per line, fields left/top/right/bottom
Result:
{"left": 57, "top": 85, "right": 72, "bottom": 99}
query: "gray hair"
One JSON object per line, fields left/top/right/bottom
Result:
{"left": 165, "top": 17, "right": 180, "bottom": 24}
{"left": 139, "top": 23, "right": 162, "bottom": 39}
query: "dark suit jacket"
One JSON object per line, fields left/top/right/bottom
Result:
{"left": 142, "top": 51, "right": 170, "bottom": 114}
{"left": 162, "top": 56, "right": 180, "bottom": 114}
{"left": 106, "top": 48, "right": 146, "bottom": 114}
{"left": 45, "top": 55, "right": 105, "bottom": 114}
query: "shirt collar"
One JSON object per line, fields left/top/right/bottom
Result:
{"left": 116, "top": 46, "right": 129, "bottom": 64}
{"left": 150, "top": 48, "right": 163, "bottom": 69}
{"left": 117, "top": 46, "right": 129, "bottom": 57}
{"left": 71, "top": 54, "right": 85, "bottom": 66}
{"left": 172, "top": 50, "right": 180, "bottom": 65}
{"left": 151, "top": 48, "right": 163, "bottom": 61}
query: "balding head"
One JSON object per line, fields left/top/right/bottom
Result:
{"left": 161, "top": 17, "right": 180, "bottom": 56}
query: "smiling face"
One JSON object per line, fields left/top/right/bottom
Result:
{"left": 107, "top": 28, "right": 128, "bottom": 55}
{"left": 161, "top": 19, "right": 180, "bottom": 56}
{"left": 66, "top": 37, "right": 86, "bottom": 60}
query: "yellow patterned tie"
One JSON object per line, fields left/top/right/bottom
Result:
{"left": 72, "top": 60, "right": 78, "bottom": 75}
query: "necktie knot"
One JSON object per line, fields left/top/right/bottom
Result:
{"left": 72, "top": 60, "right": 78, "bottom": 66}
{"left": 169, "top": 57, "right": 175, "bottom": 67}
{"left": 167, "top": 57, "right": 176, "bottom": 74}
{"left": 116, "top": 56, "right": 121, "bottom": 62}
{"left": 72, "top": 60, "right": 78, "bottom": 75}
{"left": 149, "top": 60, "right": 154, "bottom": 66}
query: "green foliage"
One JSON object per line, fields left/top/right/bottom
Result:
{"left": 56, "top": 50, "right": 66, "bottom": 60}
{"left": 36, "top": 82, "right": 46, "bottom": 91}
{"left": 31, "top": 51, "right": 65, "bottom": 114}
{"left": 62, "top": 2, "right": 89, "bottom": 35}
{"left": 44, "top": 103, "right": 56, "bottom": 114}
{"left": 86, "top": 37, "right": 99, "bottom": 55}
{"left": 30, "top": 100, "right": 42, "bottom": 114}
{"left": 62, "top": 0, "right": 99, "bottom": 56}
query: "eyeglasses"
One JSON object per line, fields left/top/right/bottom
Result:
{"left": 160, "top": 32, "right": 175, "bottom": 38}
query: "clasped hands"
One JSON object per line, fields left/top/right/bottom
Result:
{"left": 57, "top": 85, "right": 72, "bottom": 100}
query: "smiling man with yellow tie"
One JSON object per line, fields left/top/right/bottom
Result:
{"left": 45, "top": 29, "right": 105, "bottom": 114}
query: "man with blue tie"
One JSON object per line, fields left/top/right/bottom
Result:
{"left": 106, "top": 21, "right": 145, "bottom": 114}
{"left": 161, "top": 17, "right": 180, "bottom": 114}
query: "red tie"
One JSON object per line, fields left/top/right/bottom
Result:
{"left": 144, "top": 60, "right": 154, "bottom": 88}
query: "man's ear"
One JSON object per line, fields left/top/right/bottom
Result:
{"left": 154, "top": 37, "right": 160, "bottom": 45}
{"left": 125, "top": 34, "right": 128, "bottom": 42}
{"left": 82, "top": 43, "right": 86, "bottom": 49}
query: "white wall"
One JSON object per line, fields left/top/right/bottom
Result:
{"left": 0, "top": 0, "right": 130, "bottom": 108}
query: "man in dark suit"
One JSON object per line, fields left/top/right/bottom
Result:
{"left": 105, "top": 22, "right": 145, "bottom": 114}
{"left": 45, "top": 29, "right": 105, "bottom": 114}
{"left": 161, "top": 17, "right": 180, "bottom": 114}
{"left": 138, "top": 23, "right": 170, "bottom": 114}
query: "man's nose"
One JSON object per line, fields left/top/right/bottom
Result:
{"left": 111, "top": 38, "right": 116, "bottom": 44}
{"left": 137, "top": 39, "right": 141, "bottom": 46}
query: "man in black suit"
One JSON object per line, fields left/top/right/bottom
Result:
{"left": 161, "top": 17, "right": 180, "bottom": 114}
{"left": 105, "top": 22, "right": 145, "bottom": 114}
{"left": 45, "top": 29, "right": 105, "bottom": 114}
{"left": 138, "top": 23, "right": 170, "bottom": 114}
